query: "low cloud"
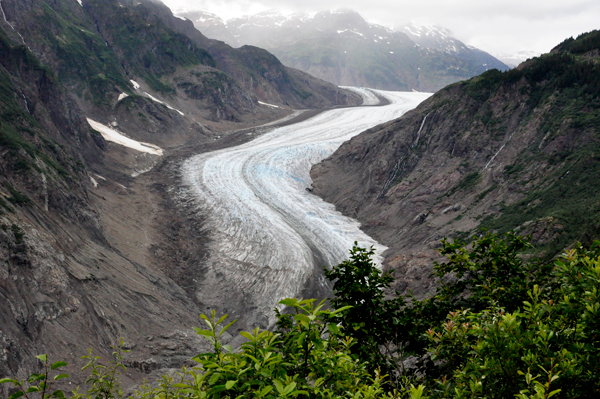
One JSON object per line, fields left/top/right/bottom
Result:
{"left": 161, "top": 0, "right": 600, "bottom": 55}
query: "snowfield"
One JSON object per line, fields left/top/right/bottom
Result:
{"left": 182, "top": 88, "right": 430, "bottom": 317}
{"left": 87, "top": 118, "right": 163, "bottom": 156}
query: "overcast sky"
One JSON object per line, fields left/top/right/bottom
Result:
{"left": 160, "top": 0, "right": 600, "bottom": 57}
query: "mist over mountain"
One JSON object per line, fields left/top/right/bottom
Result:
{"left": 180, "top": 9, "right": 509, "bottom": 92}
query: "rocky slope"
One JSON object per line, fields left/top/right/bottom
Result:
{"left": 0, "top": 15, "right": 212, "bottom": 388}
{"left": 123, "top": 0, "right": 361, "bottom": 110}
{"left": 312, "top": 30, "right": 600, "bottom": 297}
{"left": 181, "top": 9, "right": 508, "bottom": 92}
{"left": 1, "top": 0, "right": 359, "bottom": 139}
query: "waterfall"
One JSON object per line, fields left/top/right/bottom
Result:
{"left": 484, "top": 133, "right": 514, "bottom": 170}
{"left": 412, "top": 112, "right": 430, "bottom": 147}
{"left": 22, "top": 92, "right": 30, "bottom": 114}
{"left": 0, "top": 1, "right": 33, "bottom": 52}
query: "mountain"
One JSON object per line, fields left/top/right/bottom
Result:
{"left": 0, "top": 0, "right": 360, "bottom": 386}
{"left": 180, "top": 9, "right": 509, "bottom": 92}
{"left": 495, "top": 50, "right": 542, "bottom": 68}
{"left": 311, "top": 30, "right": 600, "bottom": 297}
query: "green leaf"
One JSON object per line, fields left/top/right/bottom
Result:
{"left": 8, "top": 392, "right": 24, "bottom": 399}
{"left": 50, "top": 361, "right": 68, "bottom": 370}
{"left": 193, "top": 328, "right": 214, "bottom": 337}
{"left": 207, "top": 385, "right": 228, "bottom": 395}
{"left": 279, "top": 298, "right": 298, "bottom": 307}
{"left": 283, "top": 382, "right": 297, "bottom": 395}
{"left": 239, "top": 331, "right": 254, "bottom": 341}
{"left": 35, "top": 354, "right": 47, "bottom": 362}
{"left": 0, "top": 378, "right": 17, "bottom": 384}
{"left": 330, "top": 305, "right": 353, "bottom": 315}
{"left": 258, "top": 386, "right": 273, "bottom": 398}
{"left": 26, "top": 386, "right": 40, "bottom": 393}
{"left": 294, "top": 314, "right": 310, "bottom": 325}
{"left": 209, "top": 373, "right": 221, "bottom": 385}
{"left": 274, "top": 380, "right": 284, "bottom": 394}
{"left": 53, "top": 374, "right": 69, "bottom": 381}
{"left": 28, "top": 373, "right": 45, "bottom": 382}
{"left": 225, "top": 380, "right": 236, "bottom": 389}
{"left": 216, "top": 314, "right": 228, "bottom": 325}
{"left": 220, "top": 319, "right": 237, "bottom": 336}
{"left": 548, "top": 389, "right": 562, "bottom": 398}
{"left": 51, "top": 390, "right": 66, "bottom": 399}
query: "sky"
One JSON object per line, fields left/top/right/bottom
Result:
{"left": 160, "top": 0, "right": 600, "bottom": 58}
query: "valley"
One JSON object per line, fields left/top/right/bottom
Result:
{"left": 1, "top": 0, "right": 599, "bottom": 396}
{"left": 179, "top": 88, "right": 429, "bottom": 327}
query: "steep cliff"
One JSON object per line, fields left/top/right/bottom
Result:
{"left": 312, "top": 30, "right": 600, "bottom": 296}
{"left": 0, "top": 0, "right": 360, "bottom": 146}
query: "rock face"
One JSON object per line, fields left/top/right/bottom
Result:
{"left": 0, "top": 12, "right": 209, "bottom": 387}
{"left": 311, "top": 30, "right": 600, "bottom": 297}
{"left": 181, "top": 9, "right": 509, "bottom": 92}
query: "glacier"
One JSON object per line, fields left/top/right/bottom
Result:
{"left": 181, "top": 88, "right": 430, "bottom": 319}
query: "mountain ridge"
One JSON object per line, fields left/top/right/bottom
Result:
{"left": 311, "top": 30, "right": 600, "bottom": 297}
{"left": 180, "top": 8, "right": 509, "bottom": 92}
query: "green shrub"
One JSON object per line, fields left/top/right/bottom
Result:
{"left": 2, "top": 234, "right": 599, "bottom": 398}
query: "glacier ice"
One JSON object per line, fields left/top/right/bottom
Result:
{"left": 181, "top": 88, "right": 431, "bottom": 319}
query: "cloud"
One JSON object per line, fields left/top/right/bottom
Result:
{"left": 161, "top": 0, "right": 600, "bottom": 55}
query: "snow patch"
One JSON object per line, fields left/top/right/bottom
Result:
{"left": 118, "top": 93, "right": 129, "bottom": 101}
{"left": 258, "top": 101, "right": 282, "bottom": 109}
{"left": 389, "top": 51, "right": 394, "bottom": 54}
{"left": 87, "top": 118, "right": 163, "bottom": 156}
{"left": 130, "top": 80, "right": 140, "bottom": 89}
{"left": 76, "top": 0, "right": 82, "bottom": 5}
{"left": 143, "top": 92, "right": 185, "bottom": 115}
{"left": 174, "top": 15, "right": 186, "bottom": 20}
{"left": 89, "top": 176, "right": 98, "bottom": 187}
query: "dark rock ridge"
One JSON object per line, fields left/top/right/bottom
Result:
{"left": 311, "top": 30, "right": 600, "bottom": 297}
{"left": 181, "top": 9, "right": 509, "bottom": 92}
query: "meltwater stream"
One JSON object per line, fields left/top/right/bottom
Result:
{"left": 182, "top": 88, "right": 430, "bottom": 316}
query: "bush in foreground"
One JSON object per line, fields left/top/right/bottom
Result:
{"left": 2, "top": 232, "right": 599, "bottom": 398}
{"left": 327, "top": 233, "right": 600, "bottom": 398}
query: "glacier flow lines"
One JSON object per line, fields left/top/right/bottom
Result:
{"left": 181, "top": 88, "right": 430, "bottom": 321}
